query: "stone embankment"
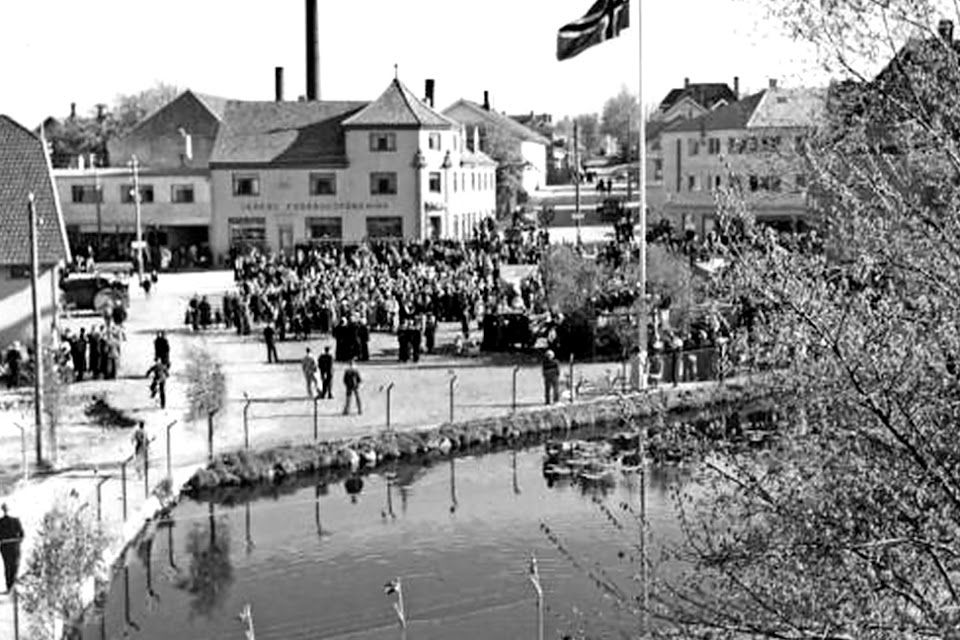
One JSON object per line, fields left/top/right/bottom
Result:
{"left": 187, "top": 380, "right": 763, "bottom": 496}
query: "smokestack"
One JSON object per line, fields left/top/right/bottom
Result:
{"left": 733, "top": 76, "right": 740, "bottom": 100}
{"left": 483, "top": 90, "right": 490, "bottom": 111}
{"left": 684, "top": 77, "right": 690, "bottom": 89}
{"left": 424, "top": 79, "right": 435, "bottom": 108}
{"left": 96, "top": 104, "right": 105, "bottom": 122}
{"left": 305, "top": 0, "right": 319, "bottom": 100}
{"left": 768, "top": 78, "right": 778, "bottom": 90}
{"left": 275, "top": 66, "right": 284, "bottom": 102}
{"left": 939, "top": 19, "right": 955, "bottom": 42}
{"left": 70, "top": 103, "right": 76, "bottom": 120}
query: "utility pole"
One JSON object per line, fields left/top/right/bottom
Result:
{"left": 95, "top": 165, "right": 103, "bottom": 259}
{"left": 129, "top": 155, "right": 144, "bottom": 283}
{"left": 28, "top": 193, "right": 44, "bottom": 465}
{"left": 637, "top": 2, "right": 648, "bottom": 393}
{"left": 573, "top": 121, "right": 582, "bottom": 244}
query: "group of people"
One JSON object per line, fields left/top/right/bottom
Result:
{"left": 300, "top": 347, "right": 363, "bottom": 415}
{"left": 1, "top": 322, "right": 126, "bottom": 389}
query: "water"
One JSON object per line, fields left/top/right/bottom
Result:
{"left": 82, "top": 448, "right": 689, "bottom": 640}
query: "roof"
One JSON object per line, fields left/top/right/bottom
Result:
{"left": 191, "top": 91, "right": 230, "bottom": 121}
{"left": 748, "top": 87, "right": 826, "bottom": 128}
{"left": 0, "top": 116, "right": 70, "bottom": 266}
{"left": 664, "top": 91, "right": 767, "bottom": 133}
{"left": 442, "top": 100, "right": 551, "bottom": 145}
{"left": 459, "top": 150, "right": 497, "bottom": 167}
{"left": 210, "top": 100, "right": 368, "bottom": 166}
{"left": 342, "top": 79, "right": 456, "bottom": 129}
{"left": 658, "top": 83, "right": 737, "bottom": 113}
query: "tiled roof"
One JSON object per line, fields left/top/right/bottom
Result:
{"left": 442, "top": 100, "right": 551, "bottom": 145}
{"left": 659, "top": 83, "right": 737, "bottom": 112}
{"left": 747, "top": 87, "right": 826, "bottom": 128}
{"left": 342, "top": 79, "right": 456, "bottom": 129}
{"left": 0, "top": 116, "right": 70, "bottom": 266}
{"left": 210, "top": 100, "right": 368, "bottom": 165}
{"left": 191, "top": 91, "right": 230, "bottom": 121}
{"left": 664, "top": 91, "right": 767, "bottom": 133}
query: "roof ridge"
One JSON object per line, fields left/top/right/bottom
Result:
{"left": 394, "top": 79, "right": 422, "bottom": 126}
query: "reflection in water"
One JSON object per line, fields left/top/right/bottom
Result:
{"left": 123, "top": 565, "right": 140, "bottom": 634}
{"left": 136, "top": 535, "right": 160, "bottom": 613}
{"left": 449, "top": 458, "right": 458, "bottom": 514}
{"left": 244, "top": 502, "right": 254, "bottom": 555}
{"left": 175, "top": 503, "right": 234, "bottom": 619}
{"left": 512, "top": 449, "right": 521, "bottom": 495}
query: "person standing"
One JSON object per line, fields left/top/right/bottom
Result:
{"left": 302, "top": 347, "right": 319, "bottom": 397}
{"left": 71, "top": 328, "right": 88, "bottom": 382}
{"left": 0, "top": 503, "right": 24, "bottom": 593}
{"left": 342, "top": 359, "right": 362, "bottom": 415}
{"left": 153, "top": 330, "right": 170, "bottom": 368}
{"left": 542, "top": 349, "right": 560, "bottom": 405}
{"left": 263, "top": 323, "right": 278, "bottom": 364}
{"left": 318, "top": 346, "right": 334, "bottom": 399}
{"left": 131, "top": 422, "right": 147, "bottom": 477}
{"left": 4, "top": 342, "right": 22, "bottom": 388}
{"left": 146, "top": 358, "right": 169, "bottom": 409}
{"left": 424, "top": 313, "right": 437, "bottom": 354}
{"left": 88, "top": 326, "right": 101, "bottom": 379}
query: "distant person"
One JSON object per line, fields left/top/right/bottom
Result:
{"left": 263, "top": 324, "right": 278, "bottom": 364}
{"left": 146, "top": 358, "right": 169, "bottom": 409}
{"left": 0, "top": 503, "right": 23, "bottom": 593}
{"left": 542, "top": 349, "right": 560, "bottom": 405}
{"left": 302, "top": 347, "right": 319, "bottom": 397}
{"left": 342, "top": 359, "right": 362, "bottom": 415}
{"left": 318, "top": 346, "right": 334, "bottom": 399}
{"left": 132, "top": 421, "right": 148, "bottom": 476}
{"left": 153, "top": 330, "right": 170, "bottom": 368}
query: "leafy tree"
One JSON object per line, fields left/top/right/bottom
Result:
{"left": 107, "top": 82, "right": 181, "bottom": 141}
{"left": 176, "top": 503, "right": 233, "bottom": 619}
{"left": 600, "top": 86, "right": 641, "bottom": 160}
{"left": 646, "top": 2, "right": 960, "bottom": 638}
{"left": 483, "top": 124, "right": 529, "bottom": 218}
{"left": 184, "top": 345, "right": 226, "bottom": 462}
{"left": 575, "top": 113, "right": 602, "bottom": 157}
{"left": 19, "top": 500, "right": 110, "bottom": 640}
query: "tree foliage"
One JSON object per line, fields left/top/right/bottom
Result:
{"left": 108, "top": 82, "right": 180, "bottom": 141}
{"left": 20, "top": 500, "right": 110, "bottom": 640}
{"left": 600, "top": 86, "right": 641, "bottom": 160}
{"left": 176, "top": 506, "right": 233, "bottom": 619}
{"left": 184, "top": 345, "right": 226, "bottom": 422}
{"left": 483, "top": 124, "right": 529, "bottom": 218}
{"left": 652, "top": 2, "right": 960, "bottom": 637}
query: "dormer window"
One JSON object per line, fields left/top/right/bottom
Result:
{"left": 370, "top": 132, "right": 397, "bottom": 152}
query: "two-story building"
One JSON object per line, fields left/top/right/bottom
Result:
{"left": 659, "top": 81, "right": 826, "bottom": 236}
{"left": 208, "top": 78, "right": 496, "bottom": 258}
{"left": 54, "top": 89, "right": 224, "bottom": 267}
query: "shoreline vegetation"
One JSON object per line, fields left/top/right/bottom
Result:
{"left": 185, "top": 380, "right": 765, "bottom": 499}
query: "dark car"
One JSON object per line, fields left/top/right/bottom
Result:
{"left": 60, "top": 274, "right": 129, "bottom": 313}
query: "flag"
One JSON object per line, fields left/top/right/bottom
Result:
{"left": 384, "top": 579, "right": 401, "bottom": 596}
{"left": 557, "top": 0, "right": 630, "bottom": 62}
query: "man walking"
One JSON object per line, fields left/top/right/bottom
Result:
{"left": 542, "top": 349, "right": 560, "bottom": 405}
{"left": 302, "top": 347, "right": 319, "bottom": 397}
{"left": 146, "top": 358, "right": 169, "bottom": 409}
{"left": 154, "top": 330, "right": 170, "bottom": 368}
{"left": 0, "top": 503, "right": 24, "bottom": 594}
{"left": 263, "top": 323, "right": 279, "bottom": 364}
{"left": 318, "top": 346, "right": 334, "bottom": 399}
{"left": 342, "top": 359, "right": 362, "bottom": 415}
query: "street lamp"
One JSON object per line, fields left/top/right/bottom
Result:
{"left": 127, "top": 155, "right": 144, "bottom": 283}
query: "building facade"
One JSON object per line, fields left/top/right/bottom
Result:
{"left": 208, "top": 79, "right": 496, "bottom": 258}
{"left": 0, "top": 115, "right": 71, "bottom": 348}
{"left": 658, "top": 83, "right": 825, "bottom": 236}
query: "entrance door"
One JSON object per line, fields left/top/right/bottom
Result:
{"left": 278, "top": 224, "right": 294, "bottom": 255}
{"left": 429, "top": 216, "right": 442, "bottom": 240}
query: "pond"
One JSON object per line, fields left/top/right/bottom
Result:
{"left": 81, "top": 448, "right": 690, "bottom": 640}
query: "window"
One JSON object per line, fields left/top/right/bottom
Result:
{"left": 429, "top": 172, "right": 442, "bottom": 193}
{"left": 749, "top": 175, "right": 759, "bottom": 192}
{"left": 232, "top": 173, "right": 260, "bottom": 197}
{"left": 366, "top": 216, "right": 403, "bottom": 239}
{"left": 794, "top": 136, "right": 806, "bottom": 152}
{"left": 747, "top": 137, "right": 758, "bottom": 153}
{"left": 71, "top": 185, "right": 101, "bottom": 204}
{"left": 369, "top": 132, "right": 397, "bottom": 152}
{"left": 170, "top": 184, "right": 195, "bottom": 204}
{"left": 653, "top": 159, "right": 663, "bottom": 182}
{"left": 453, "top": 173, "right": 458, "bottom": 193}
{"left": 121, "top": 184, "right": 154, "bottom": 203}
{"left": 471, "top": 172, "right": 476, "bottom": 190}
{"left": 687, "top": 139, "right": 700, "bottom": 156}
{"left": 769, "top": 176, "right": 782, "bottom": 192}
{"left": 309, "top": 172, "right": 337, "bottom": 196}
{"left": 8, "top": 266, "right": 30, "bottom": 280}
{"left": 428, "top": 133, "right": 441, "bottom": 150}
{"left": 228, "top": 217, "right": 266, "bottom": 249}
{"left": 687, "top": 174, "right": 696, "bottom": 191}
{"left": 727, "top": 138, "right": 738, "bottom": 154}
{"left": 714, "top": 175, "right": 722, "bottom": 190}
{"left": 370, "top": 172, "right": 398, "bottom": 195}
{"left": 307, "top": 217, "right": 343, "bottom": 242}
{"left": 707, "top": 138, "right": 721, "bottom": 155}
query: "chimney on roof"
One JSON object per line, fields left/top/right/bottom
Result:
{"left": 733, "top": 76, "right": 740, "bottom": 100}
{"left": 305, "top": 0, "right": 320, "bottom": 100}
{"left": 424, "top": 79, "right": 435, "bottom": 108}
{"left": 96, "top": 104, "right": 106, "bottom": 123}
{"left": 483, "top": 91, "right": 490, "bottom": 111}
{"left": 939, "top": 18, "right": 955, "bottom": 42}
{"left": 684, "top": 77, "right": 690, "bottom": 89}
{"left": 70, "top": 103, "right": 76, "bottom": 120}
{"left": 768, "top": 78, "right": 778, "bottom": 89}
{"left": 275, "top": 66, "right": 284, "bottom": 102}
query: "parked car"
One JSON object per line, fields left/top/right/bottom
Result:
{"left": 60, "top": 273, "right": 129, "bottom": 313}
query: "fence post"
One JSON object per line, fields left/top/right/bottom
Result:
{"left": 12, "top": 586, "right": 19, "bottom": 640}
{"left": 568, "top": 354, "right": 575, "bottom": 401}
{"left": 512, "top": 365, "right": 520, "bottom": 412}
{"left": 621, "top": 358, "right": 628, "bottom": 393}
{"left": 166, "top": 420, "right": 176, "bottom": 483}
{"left": 143, "top": 437, "right": 150, "bottom": 500}
{"left": 243, "top": 392, "right": 251, "bottom": 450}
{"left": 448, "top": 371, "right": 457, "bottom": 423}
{"left": 96, "top": 474, "right": 108, "bottom": 523}
{"left": 120, "top": 457, "right": 130, "bottom": 521}
{"left": 382, "top": 382, "right": 394, "bottom": 430}
{"left": 313, "top": 395, "right": 319, "bottom": 442}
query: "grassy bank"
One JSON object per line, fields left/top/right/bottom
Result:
{"left": 186, "top": 381, "right": 764, "bottom": 497}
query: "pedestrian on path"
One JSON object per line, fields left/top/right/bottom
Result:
{"left": 342, "top": 359, "right": 362, "bottom": 415}
{"left": 542, "top": 349, "right": 560, "bottom": 405}
{"left": 318, "top": 346, "right": 334, "bottom": 399}
{"left": 146, "top": 358, "right": 169, "bottom": 409}
{"left": 132, "top": 421, "right": 147, "bottom": 477}
{"left": 153, "top": 330, "right": 170, "bottom": 368}
{"left": 302, "top": 348, "right": 319, "bottom": 397}
{"left": 264, "top": 323, "right": 278, "bottom": 364}
{"left": 0, "top": 503, "right": 24, "bottom": 594}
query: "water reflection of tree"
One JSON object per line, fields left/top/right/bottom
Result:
{"left": 176, "top": 504, "right": 234, "bottom": 619}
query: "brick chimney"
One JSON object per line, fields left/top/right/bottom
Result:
{"left": 424, "top": 79, "right": 435, "bottom": 108}
{"left": 768, "top": 78, "right": 778, "bottom": 90}
{"left": 275, "top": 66, "right": 284, "bottom": 102}
{"left": 733, "top": 76, "right": 740, "bottom": 100}
{"left": 939, "top": 18, "right": 955, "bottom": 42}
{"left": 483, "top": 91, "right": 490, "bottom": 111}
{"left": 684, "top": 77, "right": 690, "bottom": 89}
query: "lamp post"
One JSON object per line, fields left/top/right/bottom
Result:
{"left": 128, "top": 155, "right": 144, "bottom": 283}
{"left": 447, "top": 371, "right": 457, "bottom": 423}
{"left": 27, "top": 193, "right": 44, "bottom": 466}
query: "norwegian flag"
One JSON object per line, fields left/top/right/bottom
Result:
{"left": 557, "top": 0, "right": 630, "bottom": 61}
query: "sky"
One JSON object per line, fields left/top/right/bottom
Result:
{"left": 0, "top": 0, "right": 833, "bottom": 127}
